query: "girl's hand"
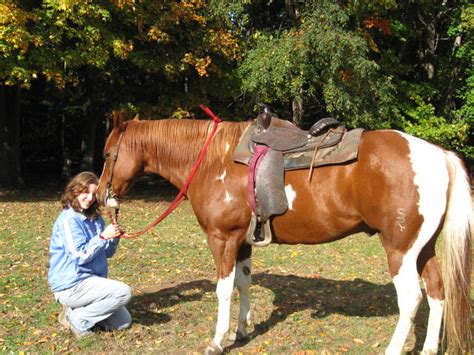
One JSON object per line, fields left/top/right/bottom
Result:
{"left": 100, "top": 223, "right": 123, "bottom": 239}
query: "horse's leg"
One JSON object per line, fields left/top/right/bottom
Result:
{"left": 417, "top": 241, "right": 444, "bottom": 354}
{"left": 385, "top": 246, "right": 423, "bottom": 355}
{"left": 231, "top": 244, "right": 252, "bottom": 341}
{"left": 371, "top": 133, "right": 451, "bottom": 354}
{"left": 205, "top": 233, "right": 241, "bottom": 355}
{"left": 383, "top": 213, "right": 446, "bottom": 355}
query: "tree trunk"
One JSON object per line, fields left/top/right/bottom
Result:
{"left": 0, "top": 85, "right": 23, "bottom": 187}
{"left": 292, "top": 86, "right": 304, "bottom": 127}
{"left": 80, "top": 98, "right": 96, "bottom": 172}
{"left": 60, "top": 113, "right": 72, "bottom": 180}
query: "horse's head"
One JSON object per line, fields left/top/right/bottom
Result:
{"left": 97, "top": 111, "right": 143, "bottom": 209}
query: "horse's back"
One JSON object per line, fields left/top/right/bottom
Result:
{"left": 272, "top": 129, "right": 452, "bottom": 244}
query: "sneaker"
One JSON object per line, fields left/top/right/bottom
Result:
{"left": 69, "top": 323, "right": 93, "bottom": 339}
{"left": 58, "top": 307, "right": 93, "bottom": 339}
{"left": 58, "top": 305, "right": 69, "bottom": 329}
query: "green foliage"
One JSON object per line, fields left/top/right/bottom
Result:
{"left": 1, "top": 0, "right": 243, "bottom": 116}
{"left": 238, "top": 0, "right": 472, "bottom": 157}
{"left": 388, "top": 1, "right": 473, "bottom": 158}
{"left": 399, "top": 93, "right": 470, "bottom": 153}
{"left": 452, "top": 3, "right": 474, "bottom": 158}
{"left": 238, "top": 1, "right": 398, "bottom": 128}
{"left": 1, "top": 1, "right": 115, "bottom": 87}
{"left": 1, "top": 0, "right": 473, "bottom": 175}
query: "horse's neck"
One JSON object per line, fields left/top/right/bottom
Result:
{"left": 143, "top": 120, "right": 246, "bottom": 189}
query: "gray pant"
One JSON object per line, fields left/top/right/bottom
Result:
{"left": 55, "top": 276, "right": 132, "bottom": 333}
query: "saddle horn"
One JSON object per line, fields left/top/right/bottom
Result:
{"left": 256, "top": 103, "right": 273, "bottom": 130}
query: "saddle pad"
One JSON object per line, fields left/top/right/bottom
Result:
{"left": 234, "top": 123, "right": 365, "bottom": 170}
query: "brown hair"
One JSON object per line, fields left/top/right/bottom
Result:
{"left": 61, "top": 172, "right": 101, "bottom": 219}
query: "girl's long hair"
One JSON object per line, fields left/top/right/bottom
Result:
{"left": 61, "top": 172, "right": 101, "bottom": 219}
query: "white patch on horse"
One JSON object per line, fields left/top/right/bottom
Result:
{"left": 423, "top": 296, "right": 444, "bottom": 353}
{"left": 398, "top": 131, "right": 448, "bottom": 253}
{"left": 386, "top": 132, "right": 449, "bottom": 354}
{"left": 213, "top": 265, "right": 236, "bottom": 349}
{"left": 234, "top": 257, "right": 252, "bottom": 338}
{"left": 224, "top": 190, "right": 233, "bottom": 203}
{"left": 225, "top": 142, "right": 230, "bottom": 154}
{"left": 217, "top": 169, "right": 226, "bottom": 182}
{"left": 389, "top": 269, "right": 423, "bottom": 353}
{"left": 285, "top": 184, "right": 297, "bottom": 210}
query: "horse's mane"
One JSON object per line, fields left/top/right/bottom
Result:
{"left": 122, "top": 118, "right": 249, "bottom": 174}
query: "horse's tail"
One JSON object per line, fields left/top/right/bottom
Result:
{"left": 442, "top": 151, "right": 472, "bottom": 353}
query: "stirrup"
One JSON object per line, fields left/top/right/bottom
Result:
{"left": 245, "top": 213, "right": 272, "bottom": 247}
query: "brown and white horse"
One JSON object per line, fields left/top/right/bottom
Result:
{"left": 97, "top": 112, "right": 472, "bottom": 354}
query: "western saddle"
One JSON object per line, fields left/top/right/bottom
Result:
{"left": 239, "top": 104, "right": 347, "bottom": 247}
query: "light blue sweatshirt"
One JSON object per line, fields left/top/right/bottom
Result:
{"left": 48, "top": 207, "right": 120, "bottom": 292}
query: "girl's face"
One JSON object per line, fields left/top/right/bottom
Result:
{"left": 76, "top": 183, "right": 98, "bottom": 210}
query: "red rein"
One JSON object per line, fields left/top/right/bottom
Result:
{"left": 103, "top": 105, "right": 222, "bottom": 239}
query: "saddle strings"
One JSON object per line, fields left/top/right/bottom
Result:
{"left": 307, "top": 128, "right": 335, "bottom": 182}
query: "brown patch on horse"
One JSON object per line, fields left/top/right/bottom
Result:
{"left": 417, "top": 235, "right": 445, "bottom": 299}
{"left": 355, "top": 130, "right": 423, "bottom": 276}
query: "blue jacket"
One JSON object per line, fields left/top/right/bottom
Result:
{"left": 48, "top": 207, "right": 120, "bottom": 292}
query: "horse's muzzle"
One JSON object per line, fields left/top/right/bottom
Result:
{"left": 104, "top": 187, "right": 120, "bottom": 209}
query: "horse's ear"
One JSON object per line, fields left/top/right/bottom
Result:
{"left": 132, "top": 113, "right": 140, "bottom": 121}
{"left": 112, "top": 111, "right": 126, "bottom": 132}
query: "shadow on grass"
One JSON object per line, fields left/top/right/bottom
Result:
{"left": 129, "top": 278, "right": 215, "bottom": 326}
{"left": 127, "top": 272, "right": 436, "bottom": 352}
{"left": 243, "top": 273, "right": 431, "bottom": 353}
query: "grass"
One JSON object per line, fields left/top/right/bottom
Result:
{"left": 0, "top": 179, "right": 472, "bottom": 354}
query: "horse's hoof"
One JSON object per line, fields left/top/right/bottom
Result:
{"left": 228, "top": 330, "right": 249, "bottom": 342}
{"left": 227, "top": 331, "right": 237, "bottom": 342}
{"left": 235, "top": 331, "right": 249, "bottom": 342}
{"left": 204, "top": 342, "right": 223, "bottom": 355}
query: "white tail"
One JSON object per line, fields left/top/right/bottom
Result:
{"left": 442, "top": 151, "right": 472, "bottom": 353}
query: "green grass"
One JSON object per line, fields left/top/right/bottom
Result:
{"left": 0, "top": 181, "right": 471, "bottom": 353}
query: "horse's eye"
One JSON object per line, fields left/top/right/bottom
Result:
{"left": 104, "top": 152, "right": 110, "bottom": 159}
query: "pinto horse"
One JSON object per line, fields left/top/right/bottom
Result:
{"left": 97, "top": 111, "right": 471, "bottom": 354}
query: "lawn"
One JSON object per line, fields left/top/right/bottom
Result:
{"left": 0, "top": 179, "right": 471, "bottom": 354}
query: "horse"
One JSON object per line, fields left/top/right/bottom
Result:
{"left": 97, "top": 110, "right": 472, "bottom": 354}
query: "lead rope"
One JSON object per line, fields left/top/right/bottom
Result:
{"left": 102, "top": 105, "right": 222, "bottom": 239}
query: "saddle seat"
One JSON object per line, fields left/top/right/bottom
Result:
{"left": 251, "top": 112, "right": 342, "bottom": 152}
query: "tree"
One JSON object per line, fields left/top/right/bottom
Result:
{"left": 0, "top": 0, "right": 471, "bottom": 186}
{"left": 237, "top": 1, "right": 397, "bottom": 128}
{"left": 0, "top": 0, "right": 243, "bottom": 185}
{"left": 236, "top": 0, "right": 472, "bottom": 157}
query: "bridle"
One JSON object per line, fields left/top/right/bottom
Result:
{"left": 103, "top": 130, "right": 125, "bottom": 212}
{"left": 101, "top": 105, "right": 222, "bottom": 239}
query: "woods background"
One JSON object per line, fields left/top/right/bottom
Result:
{"left": 1, "top": 0, "right": 472, "bottom": 186}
